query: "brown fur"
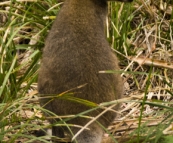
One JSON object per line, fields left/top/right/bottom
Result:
{"left": 38, "top": 0, "right": 132, "bottom": 142}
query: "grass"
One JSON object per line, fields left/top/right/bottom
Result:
{"left": 0, "top": 0, "right": 173, "bottom": 142}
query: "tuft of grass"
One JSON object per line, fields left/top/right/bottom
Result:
{"left": 0, "top": 0, "right": 60, "bottom": 142}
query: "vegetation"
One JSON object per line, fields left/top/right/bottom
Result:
{"left": 0, "top": 0, "right": 172, "bottom": 142}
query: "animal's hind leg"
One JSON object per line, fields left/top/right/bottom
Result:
{"left": 72, "top": 123, "right": 103, "bottom": 143}
{"left": 52, "top": 126, "right": 66, "bottom": 143}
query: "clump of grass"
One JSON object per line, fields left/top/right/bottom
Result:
{"left": 108, "top": 0, "right": 173, "bottom": 143}
{"left": 0, "top": 0, "right": 59, "bottom": 142}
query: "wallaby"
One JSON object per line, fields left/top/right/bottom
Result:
{"left": 38, "top": 0, "right": 133, "bottom": 142}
